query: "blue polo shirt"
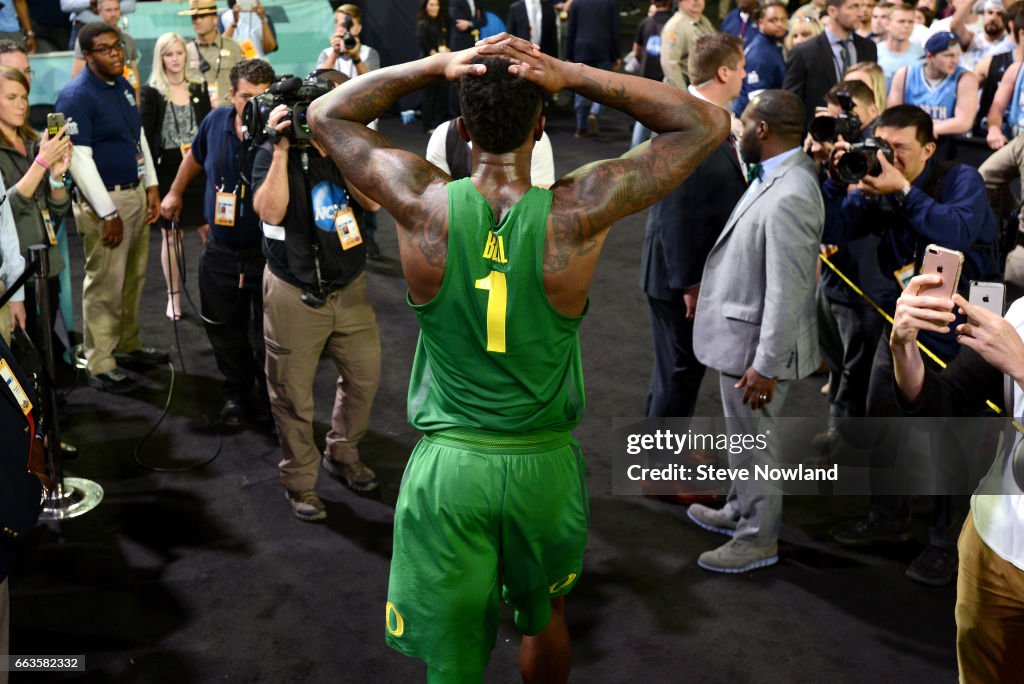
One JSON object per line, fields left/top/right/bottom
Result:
{"left": 190, "top": 106, "right": 261, "bottom": 248}
{"left": 56, "top": 68, "right": 142, "bottom": 187}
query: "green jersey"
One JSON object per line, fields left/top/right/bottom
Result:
{"left": 407, "top": 178, "right": 586, "bottom": 434}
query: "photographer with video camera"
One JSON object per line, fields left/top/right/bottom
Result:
{"left": 160, "top": 59, "right": 274, "bottom": 426}
{"left": 822, "top": 104, "right": 1000, "bottom": 584}
{"left": 250, "top": 71, "right": 382, "bottom": 522}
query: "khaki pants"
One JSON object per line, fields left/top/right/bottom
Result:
{"left": 956, "top": 512, "right": 1024, "bottom": 683}
{"left": 0, "top": 281, "right": 10, "bottom": 346}
{"left": 263, "top": 268, "right": 381, "bottom": 493}
{"left": 74, "top": 185, "right": 149, "bottom": 375}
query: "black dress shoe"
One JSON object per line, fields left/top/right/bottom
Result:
{"left": 114, "top": 347, "right": 170, "bottom": 367}
{"left": 220, "top": 399, "right": 245, "bottom": 426}
{"left": 87, "top": 369, "right": 137, "bottom": 394}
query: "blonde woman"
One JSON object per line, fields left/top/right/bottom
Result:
{"left": 141, "top": 32, "right": 212, "bottom": 320}
{"left": 846, "top": 61, "right": 888, "bottom": 113}
{"left": 786, "top": 14, "right": 822, "bottom": 54}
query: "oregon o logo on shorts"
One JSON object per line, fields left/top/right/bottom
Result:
{"left": 386, "top": 602, "right": 405, "bottom": 637}
{"left": 548, "top": 573, "right": 577, "bottom": 594}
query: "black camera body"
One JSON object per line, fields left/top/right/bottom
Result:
{"left": 830, "top": 137, "right": 895, "bottom": 184}
{"left": 809, "top": 91, "right": 862, "bottom": 144}
{"left": 242, "top": 74, "right": 333, "bottom": 146}
{"left": 341, "top": 16, "right": 358, "bottom": 52}
{"left": 300, "top": 289, "right": 327, "bottom": 308}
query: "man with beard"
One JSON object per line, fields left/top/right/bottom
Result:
{"left": 735, "top": 2, "right": 788, "bottom": 114}
{"left": 783, "top": 0, "right": 877, "bottom": 122}
{"left": 951, "top": 0, "right": 1014, "bottom": 70}
{"left": 689, "top": 89, "right": 824, "bottom": 573}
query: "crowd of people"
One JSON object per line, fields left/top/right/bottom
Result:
{"left": 0, "top": 0, "right": 1022, "bottom": 682}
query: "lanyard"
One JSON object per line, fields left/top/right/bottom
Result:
{"left": 194, "top": 36, "right": 224, "bottom": 81}
{"left": 166, "top": 96, "right": 196, "bottom": 144}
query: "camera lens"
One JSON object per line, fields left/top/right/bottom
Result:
{"left": 809, "top": 116, "right": 836, "bottom": 143}
{"left": 836, "top": 150, "right": 870, "bottom": 184}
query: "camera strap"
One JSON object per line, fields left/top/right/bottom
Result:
{"left": 297, "top": 160, "right": 326, "bottom": 296}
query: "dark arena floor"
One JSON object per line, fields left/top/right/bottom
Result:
{"left": 8, "top": 108, "right": 958, "bottom": 683}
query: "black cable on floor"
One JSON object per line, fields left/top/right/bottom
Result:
{"left": 131, "top": 360, "right": 224, "bottom": 473}
{"left": 130, "top": 224, "right": 224, "bottom": 473}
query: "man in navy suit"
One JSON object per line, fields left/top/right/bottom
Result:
{"left": 566, "top": 0, "right": 620, "bottom": 136}
{"left": 783, "top": 0, "right": 876, "bottom": 122}
{"left": 642, "top": 33, "right": 748, "bottom": 419}
{"left": 0, "top": 334, "right": 47, "bottom": 682}
{"left": 507, "top": 0, "right": 558, "bottom": 56}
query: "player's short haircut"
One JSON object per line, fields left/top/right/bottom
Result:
{"left": 458, "top": 56, "right": 543, "bottom": 154}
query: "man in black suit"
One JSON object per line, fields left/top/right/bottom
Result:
{"left": 566, "top": 0, "right": 621, "bottom": 136}
{"left": 0, "top": 334, "right": 47, "bottom": 681}
{"left": 783, "top": 0, "right": 875, "bottom": 122}
{"left": 508, "top": 0, "right": 558, "bottom": 56}
{"left": 449, "top": 0, "right": 485, "bottom": 51}
{"left": 641, "top": 33, "right": 748, "bottom": 418}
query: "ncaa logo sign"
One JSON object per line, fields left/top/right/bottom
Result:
{"left": 311, "top": 181, "right": 345, "bottom": 232}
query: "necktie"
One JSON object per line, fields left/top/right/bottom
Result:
{"left": 739, "top": 16, "right": 748, "bottom": 37}
{"left": 746, "top": 163, "right": 763, "bottom": 183}
{"left": 839, "top": 39, "right": 851, "bottom": 74}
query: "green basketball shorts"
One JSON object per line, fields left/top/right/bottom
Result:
{"left": 385, "top": 428, "right": 589, "bottom": 680}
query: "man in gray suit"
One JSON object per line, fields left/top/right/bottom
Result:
{"left": 689, "top": 90, "right": 825, "bottom": 573}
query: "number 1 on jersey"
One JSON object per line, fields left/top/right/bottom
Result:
{"left": 474, "top": 271, "right": 507, "bottom": 353}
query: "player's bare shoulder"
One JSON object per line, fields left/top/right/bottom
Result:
{"left": 543, "top": 178, "right": 603, "bottom": 275}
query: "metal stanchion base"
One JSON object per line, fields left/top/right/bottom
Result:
{"left": 72, "top": 343, "right": 87, "bottom": 370}
{"left": 39, "top": 477, "right": 104, "bottom": 520}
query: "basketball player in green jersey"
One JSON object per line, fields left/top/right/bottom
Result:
{"left": 309, "top": 33, "right": 728, "bottom": 683}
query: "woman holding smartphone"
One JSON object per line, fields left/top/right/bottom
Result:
{"left": 0, "top": 66, "right": 72, "bottom": 354}
{"left": 141, "top": 31, "right": 212, "bottom": 320}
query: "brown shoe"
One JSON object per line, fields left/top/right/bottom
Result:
{"left": 322, "top": 456, "right": 379, "bottom": 492}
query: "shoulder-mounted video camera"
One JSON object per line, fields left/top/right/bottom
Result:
{"left": 241, "top": 70, "right": 344, "bottom": 147}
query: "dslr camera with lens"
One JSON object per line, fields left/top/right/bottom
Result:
{"left": 810, "top": 90, "right": 895, "bottom": 184}
{"left": 242, "top": 71, "right": 342, "bottom": 146}
{"left": 809, "top": 91, "right": 863, "bottom": 144}
{"left": 339, "top": 15, "right": 358, "bottom": 52}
